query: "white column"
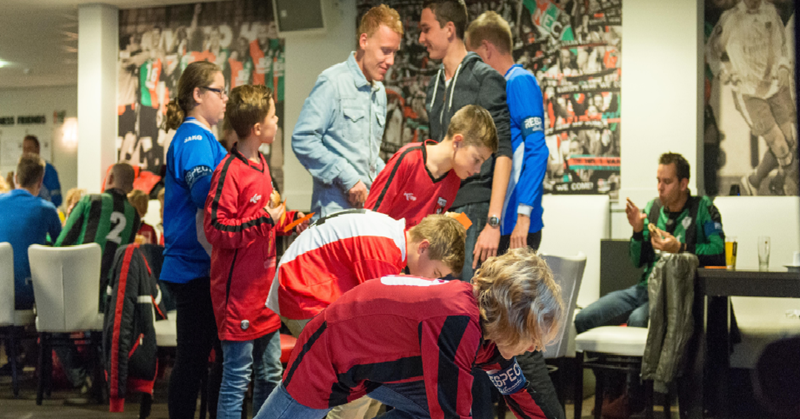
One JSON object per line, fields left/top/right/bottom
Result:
{"left": 77, "top": 4, "right": 118, "bottom": 192}
{"left": 620, "top": 0, "right": 704, "bottom": 205}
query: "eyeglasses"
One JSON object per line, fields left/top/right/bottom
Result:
{"left": 202, "top": 86, "right": 228, "bottom": 98}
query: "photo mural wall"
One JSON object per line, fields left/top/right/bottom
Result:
{"left": 705, "top": 0, "right": 796, "bottom": 197}
{"left": 117, "top": 0, "right": 286, "bottom": 190}
{"left": 357, "top": 0, "right": 622, "bottom": 196}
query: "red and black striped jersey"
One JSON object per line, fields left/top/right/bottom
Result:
{"left": 282, "top": 276, "right": 549, "bottom": 419}
{"left": 365, "top": 140, "right": 460, "bottom": 229}
{"left": 204, "top": 148, "right": 297, "bottom": 341}
{"left": 265, "top": 209, "right": 407, "bottom": 320}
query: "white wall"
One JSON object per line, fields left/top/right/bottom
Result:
{"left": 281, "top": 0, "right": 357, "bottom": 211}
{"left": 619, "top": 0, "right": 704, "bottom": 208}
{"left": 0, "top": 85, "right": 79, "bottom": 197}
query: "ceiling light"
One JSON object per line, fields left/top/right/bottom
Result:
{"left": 0, "top": 60, "right": 9, "bottom": 68}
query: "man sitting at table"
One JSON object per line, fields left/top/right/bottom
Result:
{"left": 574, "top": 152, "right": 725, "bottom": 415}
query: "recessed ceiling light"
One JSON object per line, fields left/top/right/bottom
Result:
{"left": 0, "top": 60, "right": 9, "bottom": 68}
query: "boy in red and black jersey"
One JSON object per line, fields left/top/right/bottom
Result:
{"left": 203, "top": 85, "right": 309, "bottom": 419}
{"left": 255, "top": 248, "right": 564, "bottom": 419}
{"left": 366, "top": 105, "right": 497, "bottom": 229}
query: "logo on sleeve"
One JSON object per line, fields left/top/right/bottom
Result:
{"left": 250, "top": 194, "right": 262, "bottom": 204}
{"left": 523, "top": 116, "right": 543, "bottom": 132}
{"left": 184, "top": 135, "right": 203, "bottom": 143}
{"left": 487, "top": 360, "right": 527, "bottom": 395}
{"left": 435, "top": 197, "right": 447, "bottom": 214}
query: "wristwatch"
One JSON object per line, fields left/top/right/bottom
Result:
{"left": 487, "top": 215, "right": 501, "bottom": 228}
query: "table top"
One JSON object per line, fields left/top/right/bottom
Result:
{"left": 697, "top": 267, "right": 800, "bottom": 298}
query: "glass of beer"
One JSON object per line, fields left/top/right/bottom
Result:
{"left": 725, "top": 236, "right": 737, "bottom": 269}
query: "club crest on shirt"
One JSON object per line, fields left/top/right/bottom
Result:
{"left": 404, "top": 192, "right": 417, "bottom": 201}
{"left": 435, "top": 197, "right": 447, "bottom": 214}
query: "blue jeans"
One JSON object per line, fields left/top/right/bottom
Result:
{"left": 256, "top": 381, "right": 431, "bottom": 419}
{"left": 451, "top": 201, "right": 490, "bottom": 282}
{"left": 218, "top": 332, "right": 283, "bottom": 419}
{"left": 574, "top": 284, "right": 650, "bottom": 334}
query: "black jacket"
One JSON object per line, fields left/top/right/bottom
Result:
{"left": 426, "top": 51, "right": 512, "bottom": 208}
{"left": 103, "top": 243, "right": 167, "bottom": 412}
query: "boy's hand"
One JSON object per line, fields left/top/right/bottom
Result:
{"left": 347, "top": 181, "right": 368, "bottom": 208}
{"left": 295, "top": 212, "right": 310, "bottom": 234}
{"left": 510, "top": 215, "right": 530, "bottom": 250}
{"left": 473, "top": 224, "right": 500, "bottom": 269}
{"left": 265, "top": 202, "right": 285, "bottom": 224}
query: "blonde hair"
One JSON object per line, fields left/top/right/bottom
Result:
{"left": 446, "top": 105, "right": 498, "bottom": 153}
{"left": 64, "top": 188, "right": 86, "bottom": 212}
{"left": 358, "top": 4, "right": 404, "bottom": 41}
{"left": 466, "top": 11, "right": 513, "bottom": 54}
{"left": 0, "top": 176, "right": 9, "bottom": 194}
{"left": 165, "top": 61, "right": 222, "bottom": 130}
{"left": 408, "top": 214, "right": 466, "bottom": 274}
{"left": 127, "top": 189, "right": 149, "bottom": 217}
{"left": 16, "top": 153, "right": 45, "bottom": 188}
{"left": 473, "top": 248, "right": 564, "bottom": 352}
{"left": 225, "top": 85, "right": 273, "bottom": 139}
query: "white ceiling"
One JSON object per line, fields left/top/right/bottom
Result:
{"left": 0, "top": 0, "right": 214, "bottom": 89}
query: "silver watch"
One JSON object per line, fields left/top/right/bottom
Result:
{"left": 488, "top": 215, "right": 501, "bottom": 228}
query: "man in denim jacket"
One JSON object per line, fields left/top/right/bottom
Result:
{"left": 292, "top": 5, "right": 403, "bottom": 220}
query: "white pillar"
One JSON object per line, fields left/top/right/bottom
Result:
{"left": 77, "top": 4, "right": 118, "bottom": 192}
{"left": 620, "top": 0, "right": 704, "bottom": 205}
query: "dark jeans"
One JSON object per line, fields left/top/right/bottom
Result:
{"left": 451, "top": 201, "right": 490, "bottom": 282}
{"left": 167, "top": 277, "right": 223, "bottom": 419}
{"left": 574, "top": 284, "right": 649, "bottom": 335}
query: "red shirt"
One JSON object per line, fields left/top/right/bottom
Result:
{"left": 265, "top": 210, "right": 407, "bottom": 320}
{"left": 204, "top": 148, "right": 297, "bottom": 341}
{"left": 365, "top": 140, "right": 460, "bottom": 229}
{"left": 137, "top": 222, "right": 157, "bottom": 244}
{"left": 249, "top": 39, "right": 267, "bottom": 85}
{"left": 283, "top": 276, "right": 548, "bottom": 419}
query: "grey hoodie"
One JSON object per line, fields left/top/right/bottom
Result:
{"left": 426, "top": 51, "right": 512, "bottom": 208}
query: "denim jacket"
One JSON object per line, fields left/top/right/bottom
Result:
{"left": 292, "top": 52, "right": 387, "bottom": 219}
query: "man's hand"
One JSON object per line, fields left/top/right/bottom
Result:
{"left": 264, "top": 202, "right": 285, "bottom": 224}
{"left": 510, "top": 214, "right": 530, "bottom": 250}
{"left": 347, "top": 181, "right": 368, "bottom": 208}
{"left": 625, "top": 198, "right": 646, "bottom": 232}
{"left": 651, "top": 228, "right": 681, "bottom": 253}
{"left": 473, "top": 224, "right": 501, "bottom": 269}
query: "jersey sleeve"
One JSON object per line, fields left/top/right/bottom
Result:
{"left": 174, "top": 133, "right": 218, "bottom": 209}
{"left": 476, "top": 345, "right": 552, "bottom": 419}
{"left": 203, "top": 161, "right": 276, "bottom": 250}
{"left": 508, "top": 75, "right": 548, "bottom": 214}
{"left": 419, "top": 315, "right": 482, "bottom": 419}
{"left": 630, "top": 200, "right": 656, "bottom": 269}
{"left": 364, "top": 149, "right": 409, "bottom": 215}
{"left": 692, "top": 198, "right": 725, "bottom": 266}
{"left": 55, "top": 195, "right": 89, "bottom": 246}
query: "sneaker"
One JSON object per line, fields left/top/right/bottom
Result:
{"left": 740, "top": 172, "right": 758, "bottom": 196}
{"left": 602, "top": 393, "right": 631, "bottom": 419}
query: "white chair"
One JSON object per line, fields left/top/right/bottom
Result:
{"left": 539, "top": 252, "right": 587, "bottom": 410}
{"left": 0, "top": 242, "right": 35, "bottom": 397}
{"left": 573, "top": 326, "right": 653, "bottom": 419}
{"left": 28, "top": 243, "right": 103, "bottom": 405}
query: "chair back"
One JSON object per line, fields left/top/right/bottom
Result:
{"left": 0, "top": 243, "right": 14, "bottom": 326}
{"left": 541, "top": 252, "right": 587, "bottom": 358}
{"left": 29, "top": 243, "right": 102, "bottom": 332}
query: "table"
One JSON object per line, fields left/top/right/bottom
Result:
{"left": 686, "top": 268, "right": 800, "bottom": 419}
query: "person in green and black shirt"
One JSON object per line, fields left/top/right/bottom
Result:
{"left": 576, "top": 152, "right": 725, "bottom": 334}
{"left": 56, "top": 162, "right": 140, "bottom": 312}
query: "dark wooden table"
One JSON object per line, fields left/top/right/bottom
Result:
{"left": 684, "top": 268, "right": 800, "bottom": 419}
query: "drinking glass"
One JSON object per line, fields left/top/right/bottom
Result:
{"left": 758, "top": 236, "right": 771, "bottom": 271}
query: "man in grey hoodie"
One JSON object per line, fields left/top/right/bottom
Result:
{"left": 419, "top": 0, "right": 513, "bottom": 284}
{"left": 418, "top": 3, "right": 564, "bottom": 419}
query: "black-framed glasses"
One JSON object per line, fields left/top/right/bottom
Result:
{"left": 202, "top": 86, "right": 228, "bottom": 98}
